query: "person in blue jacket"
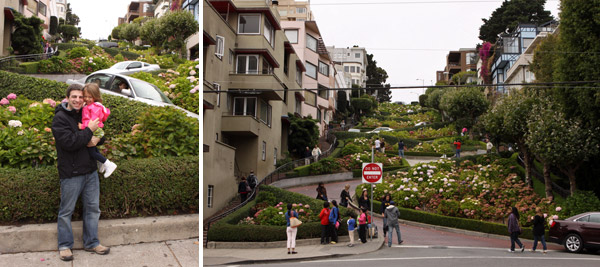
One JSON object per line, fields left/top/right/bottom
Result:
{"left": 285, "top": 203, "right": 299, "bottom": 254}
{"left": 328, "top": 200, "right": 339, "bottom": 244}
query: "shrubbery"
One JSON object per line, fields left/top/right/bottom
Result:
{"left": 563, "top": 191, "right": 600, "bottom": 218}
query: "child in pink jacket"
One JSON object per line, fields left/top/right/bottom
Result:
{"left": 81, "top": 83, "right": 117, "bottom": 178}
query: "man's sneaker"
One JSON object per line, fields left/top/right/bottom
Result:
{"left": 85, "top": 244, "right": 110, "bottom": 255}
{"left": 59, "top": 249, "right": 73, "bottom": 261}
{"left": 103, "top": 160, "right": 117, "bottom": 178}
{"left": 508, "top": 249, "right": 515, "bottom": 253}
{"left": 97, "top": 162, "right": 105, "bottom": 173}
{"left": 543, "top": 250, "right": 547, "bottom": 254}
{"left": 521, "top": 247, "right": 525, "bottom": 253}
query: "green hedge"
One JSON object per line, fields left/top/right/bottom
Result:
{"left": 396, "top": 121, "right": 451, "bottom": 132}
{"left": 55, "top": 43, "right": 93, "bottom": 51}
{"left": 333, "top": 132, "right": 420, "bottom": 148}
{"left": 386, "top": 151, "right": 454, "bottom": 158}
{"left": 0, "top": 156, "right": 198, "bottom": 223}
{"left": 0, "top": 71, "right": 153, "bottom": 136}
{"left": 101, "top": 47, "right": 141, "bottom": 60}
{"left": 19, "top": 62, "right": 39, "bottom": 74}
{"left": 208, "top": 185, "right": 351, "bottom": 242}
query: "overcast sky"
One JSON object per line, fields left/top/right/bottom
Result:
{"left": 69, "top": 0, "right": 139, "bottom": 41}
{"left": 309, "top": 0, "right": 561, "bottom": 103}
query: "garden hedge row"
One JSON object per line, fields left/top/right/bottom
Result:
{"left": 0, "top": 156, "right": 199, "bottom": 223}
{"left": 333, "top": 132, "right": 420, "bottom": 148}
{"left": 208, "top": 185, "right": 351, "bottom": 242}
{"left": 0, "top": 71, "right": 153, "bottom": 136}
{"left": 396, "top": 121, "right": 452, "bottom": 132}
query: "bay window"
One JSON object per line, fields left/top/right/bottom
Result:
{"left": 238, "top": 14, "right": 261, "bottom": 34}
{"left": 233, "top": 97, "right": 257, "bottom": 117}
{"left": 236, "top": 55, "right": 259, "bottom": 74}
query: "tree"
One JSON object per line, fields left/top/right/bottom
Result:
{"left": 49, "top": 16, "right": 58, "bottom": 35}
{"left": 350, "top": 95, "right": 376, "bottom": 121}
{"left": 121, "top": 23, "right": 140, "bottom": 43}
{"left": 365, "top": 53, "right": 391, "bottom": 103}
{"left": 140, "top": 18, "right": 166, "bottom": 52}
{"left": 288, "top": 113, "right": 319, "bottom": 158}
{"left": 439, "top": 87, "right": 489, "bottom": 136}
{"left": 530, "top": 33, "right": 559, "bottom": 84}
{"left": 159, "top": 10, "right": 199, "bottom": 58}
{"left": 479, "top": 0, "right": 553, "bottom": 43}
{"left": 65, "top": 3, "right": 80, "bottom": 26}
{"left": 11, "top": 12, "right": 44, "bottom": 55}
{"left": 525, "top": 99, "right": 599, "bottom": 197}
{"left": 111, "top": 24, "right": 126, "bottom": 40}
{"left": 58, "top": 24, "right": 80, "bottom": 42}
{"left": 336, "top": 91, "right": 349, "bottom": 114}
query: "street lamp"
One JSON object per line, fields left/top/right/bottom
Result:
{"left": 416, "top": 78, "right": 425, "bottom": 94}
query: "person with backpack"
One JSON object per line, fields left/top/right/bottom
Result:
{"left": 247, "top": 170, "right": 257, "bottom": 190}
{"left": 384, "top": 201, "right": 403, "bottom": 247}
{"left": 328, "top": 200, "right": 339, "bottom": 244}
{"left": 238, "top": 176, "right": 250, "bottom": 202}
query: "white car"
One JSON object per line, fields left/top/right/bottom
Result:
{"left": 348, "top": 128, "right": 361, "bottom": 133}
{"left": 66, "top": 71, "right": 198, "bottom": 118}
{"left": 108, "top": 61, "right": 160, "bottom": 75}
{"left": 366, "top": 127, "right": 394, "bottom": 134}
{"left": 414, "top": 122, "right": 430, "bottom": 127}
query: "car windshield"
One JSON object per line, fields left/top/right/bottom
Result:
{"left": 85, "top": 74, "right": 113, "bottom": 88}
{"left": 111, "top": 62, "right": 129, "bottom": 70}
{"left": 130, "top": 79, "right": 172, "bottom": 104}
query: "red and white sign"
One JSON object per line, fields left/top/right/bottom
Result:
{"left": 362, "top": 163, "right": 383, "bottom": 184}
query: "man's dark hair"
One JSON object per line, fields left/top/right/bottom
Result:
{"left": 66, "top": 84, "right": 84, "bottom": 98}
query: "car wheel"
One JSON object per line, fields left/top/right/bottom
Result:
{"left": 564, "top": 234, "right": 584, "bottom": 253}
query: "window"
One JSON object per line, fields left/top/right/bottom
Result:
{"left": 305, "top": 91, "right": 316, "bottom": 106}
{"left": 274, "top": 148, "right": 277, "bottom": 166}
{"left": 576, "top": 215, "right": 590, "bottom": 222}
{"left": 318, "top": 61, "right": 329, "bottom": 76}
{"left": 296, "top": 67, "right": 302, "bottom": 86}
{"left": 466, "top": 52, "right": 476, "bottom": 65}
{"left": 284, "top": 51, "right": 290, "bottom": 75}
{"left": 259, "top": 100, "right": 272, "bottom": 126}
{"left": 318, "top": 84, "right": 328, "bottom": 99}
{"left": 590, "top": 214, "right": 600, "bottom": 223}
{"left": 263, "top": 18, "right": 274, "bottom": 46}
{"left": 128, "top": 62, "right": 142, "bottom": 69}
{"left": 229, "top": 49, "right": 234, "bottom": 64}
{"left": 207, "top": 185, "right": 214, "bottom": 208}
{"left": 284, "top": 29, "right": 298, "bottom": 44}
{"left": 305, "top": 62, "right": 317, "bottom": 79}
{"left": 306, "top": 34, "right": 317, "bottom": 52}
{"left": 27, "top": 0, "right": 38, "bottom": 14}
{"left": 295, "top": 98, "right": 301, "bottom": 114}
{"left": 233, "top": 97, "right": 257, "bottom": 116}
{"left": 522, "top": 38, "right": 534, "bottom": 50}
{"left": 262, "top": 141, "right": 266, "bottom": 161}
{"left": 317, "top": 109, "right": 321, "bottom": 121}
{"left": 236, "top": 55, "right": 259, "bottom": 74}
{"left": 344, "top": 66, "right": 349, "bottom": 72}
{"left": 60, "top": 6, "right": 64, "bottom": 12}
{"left": 213, "top": 83, "right": 221, "bottom": 107}
{"left": 38, "top": 1, "right": 47, "bottom": 16}
{"left": 238, "top": 14, "right": 261, "bottom": 34}
{"left": 350, "top": 66, "right": 355, "bottom": 73}
{"left": 262, "top": 59, "right": 273, "bottom": 74}
{"left": 215, "top": 35, "right": 224, "bottom": 59}
{"left": 355, "top": 53, "right": 360, "bottom": 58}
{"left": 278, "top": 10, "right": 287, "bottom": 16}
{"left": 356, "top": 67, "right": 360, "bottom": 73}
{"left": 297, "top": 7, "right": 306, "bottom": 13}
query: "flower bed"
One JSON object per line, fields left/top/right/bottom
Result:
{"left": 356, "top": 155, "right": 566, "bottom": 226}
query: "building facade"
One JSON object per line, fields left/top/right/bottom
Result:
{"left": 274, "top": 0, "right": 313, "bottom": 21}
{"left": 203, "top": 0, "right": 302, "bottom": 219}
{"left": 436, "top": 48, "right": 477, "bottom": 83}
{"left": 327, "top": 45, "right": 368, "bottom": 88}
{"left": 118, "top": 0, "right": 154, "bottom": 25}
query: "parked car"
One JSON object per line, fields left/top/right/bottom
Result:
{"left": 97, "top": 41, "right": 118, "bottom": 48}
{"left": 107, "top": 61, "right": 160, "bottom": 75}
{"left": 548, "top": 212, "right": 600, "bottom": 253}
{"left": 414, "top": 121, "right": 430, "bottom": 127}
{"left": 65, "top": 71, "right": 198, "bottom": 118}
{"left": 366, "top": 127, "right": 394, "bottom": 134}
{"left": 348, "top": 128, "right": 361, "bottom": 133}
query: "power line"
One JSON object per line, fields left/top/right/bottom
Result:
{"left": 310, "top": 0, "right": 559, "bottom": 6}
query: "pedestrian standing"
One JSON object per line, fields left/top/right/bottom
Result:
{"left": 486, "top": 140, "right": 493, "bottom": 154}
{"left": 316, "top": 182, "right": 328, "bottom": 201}
{"left": 507, "top": 207, "right": 525, "bottom": 253}
{"left": 51, "top": 84, "right": 110, "bottom": 261}
{"left": 531, "top": 208, "right": 547, "bottom": 253}
{"left": 358, "top": 207, "right": 368, "bottom": 243}
{"left": 347, "top": 213, "right": 356, "bottom": 247}
{"left": 461, "top": 127, "right": 467, "bottom": 136}
{"left": 285, "top": 203, "right": 299, "bottom": 254}
{"left": 358, "top": 189, "right": 370, "bottom": 211}
{"left": 374, "top": 138, "right": 381, "bottom": 152}
{"left": 384, "top": 201, "right": 403, "bottom": 247}
{"left": 381, "top": 194, "right": 392, "bottom": 237}
{"left": 247, "top": 170, "right": 258, "bottom": 190}
{"left": 238, "top": 176, "right": 250, "bottom": 202}
{"left": 381, "top": 138, "right": 386, "bottom": 153}
{"left": 319, "top": 202, "right": 331, "bottom": 245}
{"left": 453, "top": 140, "right": 462, "bottom": 158}
{"left": 339, "top": 184, "right": 351, "bottom": 208}
{"left": 328, "top": 200, "right": 339, "bottom": 244}
{"left": 398, "top": 140, "right": 405, "bottom": 158}
{"left": 312, "top": 144, "right": 322, "bottom": 162}
{"left": 304, "top": 146, "right": 311, "bottom": 165}
{"left": 340, "top": 120, "right": 346, "bottom": 130}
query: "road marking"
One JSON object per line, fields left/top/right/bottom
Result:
{"left": 304, "top": 256, "right": 600, "bottom": 263}
{"left": 394, "top": 245, "right": 559, "bottom": 252}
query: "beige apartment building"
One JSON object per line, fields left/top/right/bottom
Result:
{"left": 274, "top": 0, "right": 313, "bottom": 21}
{"left": 436, "top": 48, "right": 477, "bottom": 83}
{"left": 203, "top": 0, "right": 304, "bottom": 219}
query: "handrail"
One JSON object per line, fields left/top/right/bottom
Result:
{"left": 203, "top": 126, "right": 345, "bottom": 247}
{"left": 0, "top": 50, "right": 59, "bottom": 69}
{"left": 516, "top": 154, "right": 569, "bottom": 198}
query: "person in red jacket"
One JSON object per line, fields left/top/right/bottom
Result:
{"left": 453, "top": 140, "right": 462, "bottom": 158}
{"left": 319, "top": 202, "right": 331, "bottom": 245}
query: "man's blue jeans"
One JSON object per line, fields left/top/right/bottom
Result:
{"left": 399, "top": 149, "right": 404, "bottom": 158}
{"left": 387, "top": 224, "right": 401, "bottom": 247}
{"left": 57, "top": 171, "right": 101, "bottom": 250}
{"left": 455, "top": 149, "right": 461, "bottom": 158}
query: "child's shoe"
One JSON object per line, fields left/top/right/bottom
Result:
{"left": 103, "top": 160, "right": 117, "bottom": 178}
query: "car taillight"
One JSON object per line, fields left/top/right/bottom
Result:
{"left": 549, "top": 220, "right": 556, "bottom": 228}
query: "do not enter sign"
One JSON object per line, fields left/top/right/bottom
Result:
{"left": 362, "top": 163, "right": 383, "bottom": 183}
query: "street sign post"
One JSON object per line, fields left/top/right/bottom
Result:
{"left": 362, "top": 161, "right": 382, "bottom": 241}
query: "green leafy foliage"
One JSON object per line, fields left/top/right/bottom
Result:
{"left": 563, "top": 191, "right": 600, "bottom": 218}
{"left": 37, "top": 57, "right": 73, "bottom": 74}
{"left": 478, "top": 0, "right": 553, "bottom": 43}
{"left": 66, "top": 46, "right": 91, "bottom": 59}
{"left": 11, "top": 12, "right": 44, "bottom": 55}
{"left": 288, "top": 113, "right": 319, "bottom": 157}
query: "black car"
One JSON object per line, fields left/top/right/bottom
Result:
{"left": 548, "top": 212, "right": 600, "bottom": 253}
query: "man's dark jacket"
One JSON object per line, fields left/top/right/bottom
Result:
{"left": 51, "top": 102, "right": 103, "bottom": 179}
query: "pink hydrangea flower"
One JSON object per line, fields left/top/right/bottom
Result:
{"left": 555, "top": 207, "right": 562, "bottom": 212}
{"left": 552, "top": 215, "right": 559, "bottom": 220}
{"left": 0, "top": 98, "right": 8, "bottom": 105}
{"left": 8, "top": 106, "right": 16, "bottom": 113}
{"left": 189, "top": 70, "right": 196, "bottom": 76}
{"left": 43, "top": 98, "right": 57, "bottom": 108}
{"left": 169, "top": 84, "right": 176, "bottom": 89}
{"left": 6, "top": 93, "right": 17, "bottom": 100}
{"left": 543, "top": 213, "right": 548, "bottom": 218}
{"left": 189, "top": 88, "right": 197, "bottom": 94}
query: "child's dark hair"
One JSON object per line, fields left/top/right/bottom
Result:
{"left": 323, "top": 202, "right": 330, "bottom": 208}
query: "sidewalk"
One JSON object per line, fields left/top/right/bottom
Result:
{"left": 204, "top": 235, "right": 384, "bottom": 266}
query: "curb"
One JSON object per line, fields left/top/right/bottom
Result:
{"left": 207, "top": 236, "right": 350, "bottom": 249}
{"left": 0, "top": 214, "right": 199, "bottom": 253}
{"left": 227, "top": 253, "right": 353, "bottom": 265}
